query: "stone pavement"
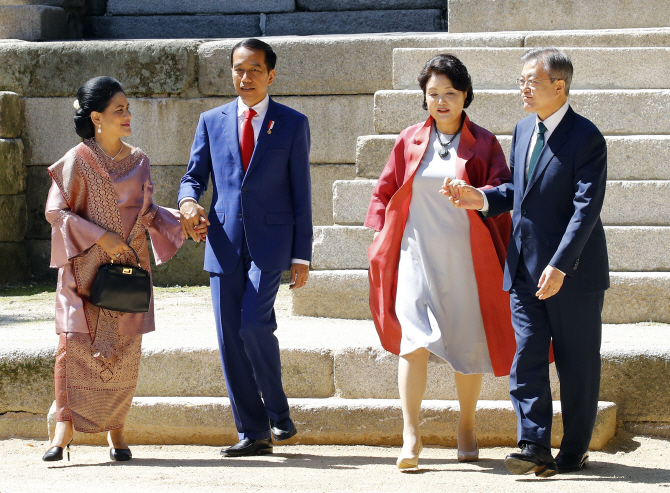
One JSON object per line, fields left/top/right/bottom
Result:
{"left": 0, "top": 433, "right": 669, "bottom": 493}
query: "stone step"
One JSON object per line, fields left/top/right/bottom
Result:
{"left": 356, "top": 134, "right": 670, "bottom": 181}
{"left": 312, "top": 225, "right": 670, "bottom": 272}
{"left": 447, "top": 0, "right": 669, "bottom": 33}
{"left": 331, "top": 179, "right": 670, "bottom": 227}
{"left": 106, "top": 0, "right": 295, "bottom": 15}
{"left": 0, "top": 6, "right": 67, "bottom": 41}
{"left": 374, "top": 89, "right": 670, "bottom": 135}
{"left": 45, "top": 397, "right": 617, "bottom": 449}
{"left": 292, "top": 270, "right": 670, "bottom": 325}
{"left": 393, "top": 47, "right": 670, "bottom": 91}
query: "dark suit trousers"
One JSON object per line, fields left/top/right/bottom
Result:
{"left": 509, "top": 260, "right": 604, "bottom": 454}
{"left": 209, "top": 235, "right": 290, "bottom": 441}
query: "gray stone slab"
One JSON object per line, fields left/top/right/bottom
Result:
{"left": 265, "top": 9, "right": 446, "bottom": 37}
{"left": 23, "top": 239, "right": 54, "bottom": 280}
{"left": 523, "top": 27, "right": 670, "bottom": 47}
{"left": 150, "top": 240, "right": 210, "bottom": 287}
{"left": 22, "top": 96, "right": 370, "bottom": 166}
{"left": 0, "top": 6, "right": 67, "bottom": 42}
{"left": 0, "top": 1, "right": 84, "bottom": 6}
{"left": 0, "top": 242, "right": 30, "bottom": 284}
{"left": 24, "top": 165, "right": 49, "bottom": 240}
{"left": 0, "top": 194, "right": 26, "bottom": 241}
{"left": 0, "top": 138, "right": 24, "bottom": 194}
{"left": 447, "top": 0, "right": 670, "bottom": 33}
{"left": 0, "top": 91, "right": 20, "bottom": 139}
{"left": 393, "top": 47, "right": 670, "bottom": 90}
{"left": 0, "top": 347, "right": 54, "bottom": 415}
{"left": 311, "top": 164, "right": 356, "bottom": 226}
{"left": 312, "top": 225, "right": 374, "bottom": 270}
{"left": 0, "top": 412, "right": 47, "bottom": 440}
{"left": 0, "top": 40, "right": 199, "bottom": 97}
{"left": 332, "top": 179, "right": 376, "bottom": 225}
{"left": 374, "top": 89, "right": 670, "bottom": 136}
{"left": 108, "top": 0, "right": 294, "bottom": 15}
{"left": 47, "top": 396, "right": 617, "bottom": 448}
{"left": 292, "top": 269, "right": 670, "bottom": 324}
{"left": 297, "top": 0, "right": 447, "bottom": 10}
{"left": 198, "top": 33, "right": 523, "bottom": 97}
{"left": 602, "top": 181, "right": 670, "bottom": 226}
{"left": 357, "top": 134, "right": 670, "bottom": 181}
{"left": 83, "top": 14, "right": 261, "bottom": 40}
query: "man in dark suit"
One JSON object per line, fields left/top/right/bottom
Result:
{"left": 178, "top": 38, "right": 312, "bottom": 457}
{"left": 442, "top": 47, "right": 608, "bottom": 476}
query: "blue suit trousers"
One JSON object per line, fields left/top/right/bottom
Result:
{"left": 509, "top": 259, "right": 604, "bottom": 454}
{"left": 209, "top": 235, "right": 289, "bottom": 440}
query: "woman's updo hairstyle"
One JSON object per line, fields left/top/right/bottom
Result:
{"left": 73, "top": 76, "right": 125, "bottom": 139}
{"left": 418, "top": 54, "right": 474, "bottom": 111}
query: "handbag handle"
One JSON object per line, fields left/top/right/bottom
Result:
{"left": 110, "top": 245, "right": 142, "bottom": 269}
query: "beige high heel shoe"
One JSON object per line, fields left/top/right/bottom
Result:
{"left": 457, "top": 437, "right": 479, "bottom": 462}
{"left": 397, "top": 439, "right": 423, "bottom": 469}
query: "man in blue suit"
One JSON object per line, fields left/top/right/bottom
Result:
{"left": 178, "top": 38, "right": 312, "bottom": 457}
{"left": 442, "top": 48, "right": 608, "bottom": 476}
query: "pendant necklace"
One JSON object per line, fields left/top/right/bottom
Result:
{"left": 95, "top": 140, "right": 125, "bottom": 161}
{"left": 435, "top": 121, "right": 463, "bottom": 159}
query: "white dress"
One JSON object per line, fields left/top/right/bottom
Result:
{"left": 395, "top": 126, "right": 493, "bottom": 374}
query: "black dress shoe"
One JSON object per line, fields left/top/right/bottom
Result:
{"left": 270, "top": 418, "right": 297, "bottom": 442}
{"left": 110, "top": 448, "right": 133, "bottom": 461}
{"left": 505, "top": 442, "right": 557, "bottom": 477}
{"left": 221, "top": 438, "right": 273, "bottom": 457}
{"left": 556, "top": 451, "right": 589, "bottom": 473}
{"left": 42, "top": 440, "right": 72, "bottom": 462}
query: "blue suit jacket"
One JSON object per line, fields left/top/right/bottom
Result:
{"left": 483, "top": 106, "right": 609, "bottom": 293}
{"left": 178, "top": 97, "right": 313, "bottom": 274}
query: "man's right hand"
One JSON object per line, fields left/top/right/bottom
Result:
{"left": 440, "top": 177, "right": 485, "bottom": 210}
{"left": 180, "top": 200, "right": 210, "bottom": 243}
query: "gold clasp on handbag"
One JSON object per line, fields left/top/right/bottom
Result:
{"left": 122, "top": 268, "right": 133, "bottom": 274}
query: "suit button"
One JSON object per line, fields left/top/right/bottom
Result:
{"left": 241, "top": 187, "right": 247, "bottom": 193}
{"left": 521, "top": 209, "right": 527, "bottom": 216}
{"left": 573, "top": 259, "right": 579, "bottom": 270}
{"left": 238, "top": 214, "right": 242, "bottom": 219}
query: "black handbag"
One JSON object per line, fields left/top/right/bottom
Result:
{"left": 89, "top": 246, "right": 151, "bottom": 313}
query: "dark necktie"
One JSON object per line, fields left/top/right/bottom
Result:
{"left": 240, "top": 108, "right": 257, "bottom": 173}
{"left": 527, "top": 121, "right": 547, "bottom": 180}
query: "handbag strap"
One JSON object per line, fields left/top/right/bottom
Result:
{"left": 110, "top": 245, "right": 142, "bottom": 268}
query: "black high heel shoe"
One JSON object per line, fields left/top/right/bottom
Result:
{"left": 42, "top": 439, "right": 73, "bottom": 462}
{"left": 110, "top": 448, "right": 132, "bottom": 461}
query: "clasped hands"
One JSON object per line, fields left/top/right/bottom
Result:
{"left": 439, "top": 177, "right": 564, "bottom": 300}
{"left": 179, "top": 200, "right": 210, "bottom": 243}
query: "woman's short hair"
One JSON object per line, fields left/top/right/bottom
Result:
{"left": 73, "top": 76, "right": 125, "bottom": 139}
{"left": 230, "top": 38, "right": 277, "bottom": 71}
{"left": 418, "top": 54, "right": 474, "bottom": 110}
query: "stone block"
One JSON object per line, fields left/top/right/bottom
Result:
{"left": 291, "top": 270, "right": 371, "bottom": 319}
{"left": 602, "top": 181, "right": 670, "bottom": 226}
{"left": 447, "top": 0, "right": 670, "bottom": 32}
{"left": 374, "top": 89, "right": 670, "bottom": 136}
{"left": 524, "top": 27, "right": 670, "bottom": 48}
{"left": 0, "top": 242, "right": 30, "bottom": 284}
{"left": 0, "top": 138, "right": 24, "bottom": 194}
{"left": 25, "top": 165, "right": 49, "bottom": 240}
{"left": 264, "top": 9, "right": 446, "bottom": 37}
{"left": 0, "top": 6, "right": 67, "bottom": 42}
{"left": 83, "top": 14, "right": 261, "bottom": 40}
{"left": 356, "top": 135, "right": 395, "bottom": 179}
{"left": 393, "top": 47, "right": 670, "bottom": 90}
{"left": 198, "top": 33, "right": 523, "bottom": 97}
{"left": 0, "top": 40, "right": 199, "bottom": 97}
{"left": 150, "top": 240, "right": 209, "bottom": 287}
{"left": 332, "top": 179, "right": 376, "bottom": 225}
{"left": 0, "top": 412, "right": 48, "bottom": 440}
{"left": 0, "top": 348, "right": 55, "bottom": 415}
{"left": 312, "top": 225, "right": 373, "bottom": 270}
{"left": 0, "top": 194, "right": 26, "bottom": 241}
{"left": 606, "top": 227, "right": 670, "bottom": 271}
{"left": 311, "top": 164, "right": 355, "bottom": 226}
{"left": 604, "top": 273, "right": 670, "bottom": 324}
{"left": 47, "top": 396, "right": 617, "bottom": 448}
{"left": 297, "top": 0, "right": 446, "bottom": 10}
{"left": 23, "top": 96, "right": 369, "bottom": 166}
{"left": 0, "top": 91, "right": 20, "bottom": 138}
{"left": 108, "top": 0, "right": 294, "bottom": 15}
{"left": 24, "top": 239, "right": 54, "bottom": 280}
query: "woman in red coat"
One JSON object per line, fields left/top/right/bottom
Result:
{"left": 365, "top": 54, "right": 515, "bottom": 469}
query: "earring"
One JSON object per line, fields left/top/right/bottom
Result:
{"left": 98, "top": 123, "right": 101, "bottom": 134}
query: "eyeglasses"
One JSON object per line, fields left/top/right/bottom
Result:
{"left": 516, "top": 78, "right": 557, "bottom": 88}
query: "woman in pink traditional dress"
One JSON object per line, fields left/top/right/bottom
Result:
{"left": 42, "top": 77, "right": 205, "bottom": 462}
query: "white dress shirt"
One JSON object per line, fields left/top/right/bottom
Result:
{"left": 183, "top": 94, "right": 309, "bottom": 266}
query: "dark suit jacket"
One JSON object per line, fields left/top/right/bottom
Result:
{"left": 178, "top": 97, "right": 312, "bottom": 274}
{"left": 483, "top": 106, "right": 610, "bottom": 294}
